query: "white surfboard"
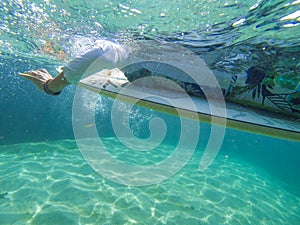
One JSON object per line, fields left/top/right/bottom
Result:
{"left": 79, "top": 69, "right": 300, "bottom": 142}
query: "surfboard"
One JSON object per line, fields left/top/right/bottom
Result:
{"left": 78, "top": 69, "right": 300, "bottom": 142}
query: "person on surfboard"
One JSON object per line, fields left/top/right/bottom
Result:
{"left": 19, "top": 39, "right": 300, "bottom": 117}
{"left": 19, "top": 39, "right": 210, "bottom": 98}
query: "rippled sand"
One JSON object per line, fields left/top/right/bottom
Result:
{"left": 0, "top": 138, "right": 299, "bottom": 224}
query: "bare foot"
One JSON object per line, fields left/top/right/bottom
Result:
{"left": 19, "top": 69, "right": 57, "bottom": 94}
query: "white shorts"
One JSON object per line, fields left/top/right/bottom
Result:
{"left": 63, "top": 40, "right": 130, "bottom": 84}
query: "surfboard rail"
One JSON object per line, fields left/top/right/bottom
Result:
{"left": 78, "top": 71, "right": 300, "bottom": 142}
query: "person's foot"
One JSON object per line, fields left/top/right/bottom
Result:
{"left": 19, "top": 69, "right": 61, "bottom": 95}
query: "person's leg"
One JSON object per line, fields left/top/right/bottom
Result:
{"left": 19, "top": 41, "right": 129, "bottom": 95}
{"left": 19, "top": 47, "right": 109, "bottom": 95}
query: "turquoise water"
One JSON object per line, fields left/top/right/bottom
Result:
{"left": 1, "top": 136, "right": 300, "bottom": 224}
{"left": 1, "top": 0, "right": 300, "bottom": 224}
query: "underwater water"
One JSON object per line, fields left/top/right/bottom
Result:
{"left": 1, "top": 0, "right": 300, "bottom": 224}
{"left": 0, "top": 136, "right": 299, "bottom": 224}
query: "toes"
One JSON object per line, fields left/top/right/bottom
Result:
{"left": 19, "top": 69, "right": 54, "bottom": 82}
{"left": 18, "top": 72, "right": 34, "bottom": 78}
{"left": 38, "top": 69, "right": 49, "bottom": 74}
